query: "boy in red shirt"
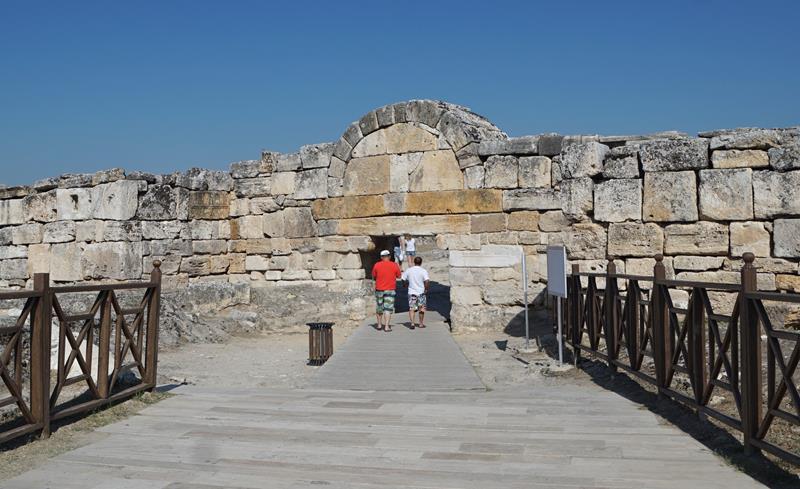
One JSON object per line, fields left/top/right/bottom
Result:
{"left": 372, "top": 250, "right": 402, "bottom": 332}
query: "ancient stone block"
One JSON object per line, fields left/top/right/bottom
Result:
{"left": 753, "top": 170, "right": 800, "bottom": 218}
{"left": 343, "top": 155, "right": 390, "bottom": 196}
{"left": 187, "top": 191, "right": 230, "bottom": 220}
{"left": 299, "top": 142, "right": 334, "bottom": 169}
{"left": 91, "top": 180, "right": 139, "bottom": 220}
{"left": 773, "top": 219, "right": 800, "bottom": 257}
{"left": 189, "top": 220, "right": 229, "bottom": 240}
{"left": 81, "top": 242, "right": 143, "bottom": 280}
{"left": 562, "top": 223, "right": 607, "bottom": 260}
{"left": 0, "top": 245, "right": 25, "bottom": 260}
{"left": 560, "top": 177, "right": 593, "bottom": 220}
{"left": 507, "top": 211, "right": 540, "bottom": 231}
{"left": 709, "top": 129, "right": 781, "bottom": 150}
{"left": 776, "top": 274, "right": 800, "bottom": 292}
{"left": 271, "top": 172, "right": 297, "bottom": 196}
{"left": 12, "top": 223, "right": 43, "bottom": 244}
{"left": 518, "top": 156, "right": 550, "bottom": 188}
{"left": 310, "top": 194, "right": 384, "bottom": 220}
{"left": 594, "top": 179, "right": 641, "bottom": 222}
{"left": 191, "top": 239, "right": 227, "bottom": 255}
{"left": 336, "top": 215, "right": 470, "bottom": 236}
{"left": 385, "top": 123, "right": 438, "bottom": 154}
{"left": 449, "top": 245, "right": 522, "bottom": 268}
{"left": 471, "top": 213, "right": 506, "bottom": 233}
{"left": 698, "top": 169, "right": 753, "bottom": 220}
{"left": 136, "top": 184, "right": 177, "bottom": 220}
{"left": 602, "top": 146, "right": 640, "bottom": 179}
{"left": 22, "top": 191, "right": 56, "bottom": 222}
{"left": 358, "top": 111, "right": 379, "bottom": 136}
{"left": 0, "top": 199, "right": 24, "bottom": 226}
{"left": 402, "top": 189, "right": 503, "bottom": 215}
{"left": 230, "top": 160, "right": 261, "bottom": 179}
{"left": 43, "top": 221, "right": 75, "bottom": 243}
{"left": 351, "top": 129, "right": 387, "bottom": 158}
{"left": 435, "top": 234, "right": 481, "bottom": 250}
{"left": 639, "top": 138, "right": 709, "bottom": 171}
{"left": 711, "top": 149, "right": 769, "bottom": 169}
{"left": 147, "top": 239, "right": 192, "bottom": 256}
{"left": 768, "top": 141, "right": 800, "bottom": 170}
{"left": 234, "top": 177, "right": 271, "bottom": 198}
{"left": 607, "top": 222, "right": 663, "bottom": 257}
{"left": 49, "top": 242, "right": 82, "bottom": 281}
{"left": 561, "top": 142, "right": 609, "bottom": 178}
{"left": 408, "top": 150, "right": 463, "bottom": 192}
{"left": 375, "top": 105, "right": 394, "bottom": 128}
{"left": 537, "top": 133, "right": 563, "bottom": 156}
{"left": 730, "top": 222, "right": 770, "bottom": 257}
{"left": 294, "top": 169, "right": 328, "bottom": 200}
{"left": 503, "top": 188, "right": 561, "bottom": 211}
{"left": 263, "top": 211, "right": 286, "bottom": 237}
{"left": 233, "top": 215, "right": 263, "bottom": 240}
{"left": 328, "top": 156, "right": 346, "bottom": 179}
{"left": 538, "top": 210, "right": 570, "bottom": 232}
{"left": 276, "top": 153, "right": 301, "bottom": 172}
{"left": 56, "top": 188, "right": 93, "bottom": 220}
{"left": 673, "top": 255, "right": 724, "bottom": 271}
{"left": 477, "top": 136, "right": 538, "bottom": 156}
{"left": 175, "top": 168, "right": 233, "bottom": 191}
{"left": 664, "top": 222, "right": 728, "bottom": 255}
{"left": 141, "top": 220, "right": 185, "bottom": 240}
{"left": 463, "top": 165, "right": 484, "bottom": 189}
{"left": 625, "top": 257, "right": 675, "bottom": 278}
{"left": 284, "top": 207, "right": 316, "bottom": 238}
{"left": 0, "top": 259, "right": 28, "bottom": 280}
{"left": 451, "top": 286, "right": 483, "bottom": 305}
{"left": 643, "top": 171, "right": 698, "bottom": 222}
{"left": 245, "top": 255, "right": 269, "bottom": 271}
{"left": 180, "top": 255, "right": 229, "bottom": 276}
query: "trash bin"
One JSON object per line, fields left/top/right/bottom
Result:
{"left": 307, "top": 322, "right": 334, "bottom": 365}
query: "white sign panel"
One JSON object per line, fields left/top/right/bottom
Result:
{"left": 546, "top": 245, "right": 568, "bottom": 298}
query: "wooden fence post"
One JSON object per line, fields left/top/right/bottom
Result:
{"left": 739, "top": 252, "right": 761, "bottom": 454}
{"left": 570, "top": 264, "right": 581, "bottom": 365}
{"left": 605, "top": 259, "right": 618, "bottom": 372}
{"left": 627, "top": 280, "right": 641, "bottom": 369}
{"left": 688, "top": 286, "right": 706, "bottom": 406}
{"left": 97, "top": 291, "right": 112, "bottom": 399}
{"left": 145, "top": 261, "right": 162, "bottom": 390}
{"left": 652, "top": 255, "right": 670, "bottom": 399}
{"left": 30, "top": 273, "right": 51, "bottom": 438}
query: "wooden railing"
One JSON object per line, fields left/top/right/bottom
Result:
{"left": 0, "top": 261, "right": 161, "bottom": 445}
{"left": 565, "top": 253, "right": 799, "bottom": 465}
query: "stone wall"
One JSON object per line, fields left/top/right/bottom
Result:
{"left": 1, "top": 100, "right": 798, "bottom": 336}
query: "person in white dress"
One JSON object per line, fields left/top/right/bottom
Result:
{"left": 401, "top": 256, "right": 429, "bottom": 329}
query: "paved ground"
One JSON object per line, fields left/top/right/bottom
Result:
{"left": 3, "top": 313, "right": 765, "bottom": 488}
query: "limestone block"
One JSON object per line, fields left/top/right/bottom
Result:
{"left": 561, "top": 142, "right": 609, "bottom": 178}
{"left": 144, "top": 255, "right": 181, "bottom": 276}
{"left": 187, "top": 191, "right": 230, "bottom": 220}
{"left": 300, "top": 142, "right": 334, "bottom": 169}
{"left": 337, "top": 269, "right": 365, "bottom": 280}
{"left": 284, "top": 207, "right": 316, "bottom": 238}
{"left": 639, "top": 138, "right": 709, "bottom": 171}
{"left": 503, "top": 188, "right": 561, "bottom": 211}
{"left": 560, "top": 177, "right": 594, "bottom": 220}
{"left": 141, "top": 220, "right": 185, "bottom": 240}
{"left": 175, "top": 187, "right": 190, "bottom": 220}
{"left": 375, "top": 105, "right": 395, "bottom": 128}
{"left": 282, "top": 270, "right": 311, "bottom": 281}
{"left": 192, "top": 239, "right": 227, "bottom": 255}
{"left": 709, "top": 129, "right": 781, "bottom": 150}
{"left": 507, "top": 211, "right": 540, "bottom": 231}
{"left": 561, "top": 223, "right": 607, "bottom": 260}
{"left": 594, "top": 179, "right": 641, "bottom": 222}
{"left": 711, "top": 149, "right": 769, "bottom": 169}
{"left": 174, "top": 168, "right": 233, "bottom": 191}
{"left": 328, "top": 157, "right": 347, "bottom": 180}
{"left": 451, "top": 286, "right": 483, "bottom": 305}
{"left": 776, "top": 274, "right": 800, "bottom": 292}
{"left": 643, "top": 171, "right": 698, "bottom": 222}
{"left": 406, "top": 100, "right": 445, "bottom": 129}
{"left": 276, "top": 153, "right": 301, "bottom": 172}
{"left": 518, "top": 156, "right": 550, "bottom": 188}
{"left": 626, "top": 257, "right": 675, "bottom": 279}
{"left": 56, "top": 188, "right": 93, "bottom": 220}
{"left": 673, "top": 256, "right": 725, "bottom": 271}
{"left": 551, "top": 156, "right": 563, "bottom": 186}
{"left": 435, "top": 234, "right": 481, "bottom": 250}
{"left": 538, "top": 210, "right": 570, "bottom": 232}
{"left": 602, "top": 146, "right": 640, "bottom": 179}
{"left": 484, "top": 156, "right": 518, "bottom": 189}
{"left": 12, "top": 223, "right": 43, "bottom": 244}
{"left": 327, "top": 178, "right": 344, "bottom": 198}
{"left": 293, "top": 169, "right": 328, "bottom": 200}
{"left": 723, "top": 257, "right": 797, "bottom": 273}
{"left": 664, "top": 222, "right": 728, "bottom": 255}
{"left": 449, "top": 245, "right": 522, "bottom": 268}
{"left": 518, "top": 231, "right": 540, "bottom": 245}
{"left": 753, "top": 170, "right": 800, "bottom": 218}
{"left": 387, "top": 153, "right": 413, "bottom": 193}
{"left": 477, "top": 136, "right": 538, "bottom": 156}
{"left": 230, "top": 160, "right": 261, "bottom": 179}
{"left": 408, "top": 150, "right": 463, "bottom": 192}
{"left": 336, "top": 215, "right": 470, "bottom": 236}
{"left": 234, "top": 215, "right": 264, "bottom": 240}
{"left": 676, "top": 270, "right": 740, "bottom": 285}
{"left": 773, "top": 219, "right": 800, "bottom": 257}
{"left": 464, "top": 165, "right": 484, "bottom": 189}
{"left": 607, "top": 222, "right": 663, "bottom": 257}
{"left": 189, "top": 220, "right": 229, "bottom": 240}
{"left": 263, "top": 211, "right": 286, "bottom": 237}
{"left": 43, "top": 221, "right": 75, "bottom": 243}
{"left": 768, "top": 141, "right": 800, "bottom": 170}
{"left": 0, "top": 259, "right": 28, "bottom": 279}
{"left": 311, "top": 194, "right": 384, "bottom": 220}
{"left": 74, "top": 220, "right": 100, "bottom": 242}
{"left": 91, "top": 180, "right": 139, "bottom": 220}
{"left": 22, "top": 191, "right": 56, "bottom": 222}
{"left": 311, "top": 269, "right": 336, "bottom": 280}
{"left": 384, "top": 123, "right": 438, "bottom": 154}
{"left": 402, "top": 189, "right": 502, "bottom": 216}
{"left": 698, "top": 169, "right": 753, "bottom": 220}
{"left": 0, "top": 199, "right": 24, "bottom": 226}
{"left": 311, "top": 250, "right": 344, "bottom": 270}
{"left": 455, "top": 143, "right": 481, "bottom": 169}
{"left": 234, "top": 177, "right": 271, "bottom": 198}
{"left": 471, "top": 213, "right": 506, "bottom": 233}
{"left": 730, "top": 222, "right": 770, "bottom": 257}
{"left": 449, "top": 267, "right": 493, "bottom": 286}
{"left": 49, "top": 242, "right": 83, "bottom": 281}
{"left": 271, "top": 172, "right": 297, "bottom": 196}
{"left": 332, "top": 137, "right": 353, "bottom": 162}
{"left": 358, "top": 111, "right": 379, "bottom": 136}
{"left": 26, "top": 244, "right": 49, "bottom": 274}
{"left": 245, "top": 255, "right": 269, "bottom": 271}
{"left": 81, "top": 242, "right": 143, "bottom": 280}
{"left": 0, "top": 228, "right": 10, "bottom": 246}
{"left": 147, "top": 239, "right": 193, "bottom": 256}
{"left": 136, "top": 185, "right": 177, "bottom": 220}
{"left": 343, "top": 155, "right": 390, "bottom": 196}
{"left": 180, "top": 255, "right": 229, "bottom": 277}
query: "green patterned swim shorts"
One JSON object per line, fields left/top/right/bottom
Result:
{"left": 374, "top": 290, "right": 396, "bottom": 313}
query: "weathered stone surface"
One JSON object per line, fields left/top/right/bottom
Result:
{"left": 234, "top": 215, "right": 264, "bottom": 239}
{"left": 12, "top": 223, "right": 43, "bottom": 244}
{"left": 673, "top": 255, "right": 724, "bottom": 271}
{"left": 484, "top": 156, "right": 518, "bottom": 189}
{"left": 470, "top": 213, "right": 506, "bottom": 233}
{"left": 91, "top": 180, "right": 138, "bottom": 220}
{"left": 343, "top": 155, "right": 390, "bottom": 196}
{"left": 337, "top": 215, "right": 470, "bottom": 236}
{"left": 81, "top": 242, "right": 143, "bottom": 280}
{"left": 0, "top": 259, "right": 28, "bottom": 279}
{"left": 176, "top": 168, "right": 233, "bottom": 191}
{"left": 464, "top": 165, "right": 484, "bottom": 189}
{"left": 136, "top": 185, "right": 177, "bottom": 220}
{"left": 723, "top": 256, "right": 797, "bottom": 273}
{"left": 664, "top": 222, "right": 729, "bottom": 255}
{"left": 358, "top": 111, "right": 379, "bottom": 136}
{"left": 188, "top": 220, "right": 229, "bottom": 240}
{"left": 562, "top": 223, "right": 607, "bottom": 259}
{"left": 283, "top": 207, "right": 316, "bottom": 238}
{"left": 507, "top": 211, "right": 540, "bottom": 231}
{"left": 776, "top": 274, "right": 800, "bottom": 292}
{"left": 43, "top": 221, "right": 75, "bottom": 243}
{"left": 375, "top": 105, "right": 394, "bottom": 128}
{"left": 403, "top": 189, "right": 502, "bottom": 215}
{"left": 299, "top": 143, "right": 334, "bottom": 169}
{"left": 141, "top": 220, "right": 185, "bottom": 240}
{"left": 449, "top": 244, "right": 521, "bottom": 268}
{"left": 276, "top": 153, "right": 302, "bottom": 172}
{"left": 639, "top": 138, "right": 709, "bottom": 171}
{"left": 626, "top": 257, "right": 675, "bottom": 278}
{"left": 560, "top": 178, "right": 593, "bottom": 220}
{"left": 293, "top": 169, "right": 328, "bottom": 200}
{"left": 503, "top": 188, "right": 561, "bottom": 211}
{"left": 711, "top": 149, "right": 769, "bottom": 169}
{"left": 518, "top": 156, "right": 550, "bottom": 188}
{"left": 643, "top": 171, "right": 698, "bottom": 222}
{"left": 560, "top": 142, "right": 609, "bottom": 178}
{"left": 180, "top": 255, "right": 229, "bottom": 277}
{"left": 351, "top": 129, "right": 387, "bottom": 158}
{"left": 271, "top": 172, "right": 297, "bottom": 196}
{"left": 698, "top": 169, "right": 753, "bottom": 220}
{"left": 0, "top": 245, "right": 26, "bottom": 260}
{"left": 229, "top": 160, "right": 260, "bottom": 179}
{"left": 192, "top": 239, "right": 227, "bottom": 255}
{"left": 22, "top": 191, "right": 56, "bottom": 222}
{"left": 603, "top": 146, "right": 640, "bottom": 178}
{"left": 311, "top": 195, "right": 384, "bottom": 220}
{"left": 594, "top": 179, "right": 641, "bottom": 222}
{"left": 0, "top": 199, "right": 24, "bottom": 226}
{"left": 753, "top": 170, "right": 800, "bottom": 218}
{"left": 730, "top": 222, "right": 770, "bottom": 257}
{"left": 538, "top": 210, "right": 570, "bottom": 232}
{"left": 408, "top": 150, "right": 463, "bottom": 192}
{"left": 384, "top": 123, "right": 438, "bottom": 154}
{"left": 477, "top": 136, "right": 537, "bottom": 156}
{"left": 48, "top": 242, "right": 83, "bottom": 281}
{"left": 435, "top": 234, "right": 481, "bottom": 251}
{"left": 537, "top": 133, "right": 563, "bottom": 156}
{"left": 451, "top": 286, "right": 483, "bottom": 305}
{"left": 773, "top": 219, "right": 800, "bottom": 257}
{"left": 56, "top": 188, "right": 93, "bottom": 220}
{"left": 100, "top": 221, "right": 142, "bottom": 242}
{"left": 187, "top": 191, "right": 230, "bottom": 220}
{"left": 234, "top": 177, "right": 271, "bottom": 198}
{"left": 607, "top": 222, "right": 663, "bottom": 257}
{"left": 768, "top": 141, "right": 800, "bottom": 170}
{"left": 709, "top": 129, "right": 781, "bottom": 150}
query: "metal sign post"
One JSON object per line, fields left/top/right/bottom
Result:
{"left": 546, "top": 245, "right": 568, "bottom": 366}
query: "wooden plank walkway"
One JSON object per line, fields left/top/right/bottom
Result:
{"left": 3, "top": 313, "right": 765, "bottom": 488}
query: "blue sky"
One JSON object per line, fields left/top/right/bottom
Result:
{"left": 1, "top": 0, "right": 798, "bottom": 186}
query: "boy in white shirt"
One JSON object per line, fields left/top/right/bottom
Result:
{"left": 401, "top": 256, "right": 430, "bottom": 329}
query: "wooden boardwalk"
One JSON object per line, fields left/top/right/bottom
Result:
{"left": 4, "top": 314, "right": 765, "bottom": 488}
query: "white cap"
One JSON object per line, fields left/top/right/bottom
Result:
{"left": 380, "top": 250, "right": 390, "bottom": 256}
